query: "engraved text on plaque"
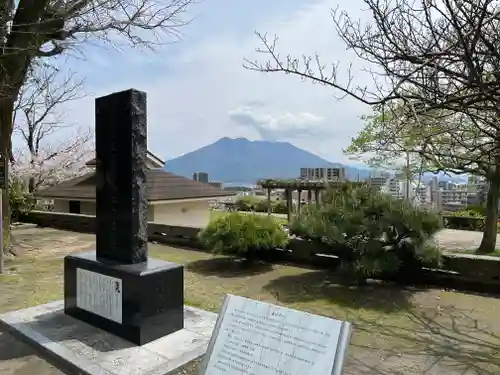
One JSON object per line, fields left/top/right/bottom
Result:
{"left": 76, "top": 268, "right": 123, "bottom": 324}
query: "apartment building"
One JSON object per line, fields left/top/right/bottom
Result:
{"left": 193, "top": 172, "right": 209, "bottom": 183}
{"left": 379, "top": 177, "right": 431, "bottom": 206}
{"left": 299, "top": 167, "right": 346, "bottom": 181}
{"left": 439, "top": 189, "right": 469, "bottom": 203}
{"left": 368, "top": 176, "right": 389, "bottom": 191}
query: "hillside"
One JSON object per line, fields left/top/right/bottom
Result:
{"left": 164, "top": 137, "right": 370, "bottom": 185}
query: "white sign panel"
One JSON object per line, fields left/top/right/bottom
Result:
{"left": 76, "top": 268, "right": 123, "bottom": 324}
{"left": 199, "top": 295, "right": 352, "bottom": 375}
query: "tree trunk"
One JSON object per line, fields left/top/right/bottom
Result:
{"left": 0, "top": 98, "right": 15, "bottom": 266}
{"left": 478, "top": 174, "right": 500, "bottom": 254}
{"left": 267, "top": 188, "right": 271, "bottom": 216}
{"left": 28, "top": 176, "right": 35, "bottom": 193}
{"left": 285, "top": 189, "right": 293, "bottom": 222}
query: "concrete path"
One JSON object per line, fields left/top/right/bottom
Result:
{"left": 434, "top": 229, "right": 499, "bottom": 251}
{"left": 0, "top": 332, "right": 63, "bottom": 375}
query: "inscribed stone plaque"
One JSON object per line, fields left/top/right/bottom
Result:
{"left": 199, "top": 295, "right": 352, "bottom": 375}
{"left": 76, "top": 268, "right": 123, "bottom": 324}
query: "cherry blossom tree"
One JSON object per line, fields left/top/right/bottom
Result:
{"left": 0, "top": 0, "right": 195, "bottom": 265}
{"left": 11, "top": 126, "right": 92, "bottom": 192}
{"left": 12, "top": 61, "right": 90, "bottom": 192}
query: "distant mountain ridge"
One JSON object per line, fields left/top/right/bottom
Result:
{"left": 164, "top": 137, "right": 372, "bottom": 184}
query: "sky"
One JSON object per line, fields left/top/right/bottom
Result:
{"left": 13, "top": 0, "right": 373, "bottom": 164}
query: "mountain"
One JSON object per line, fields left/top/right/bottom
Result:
{"left": 164, "top": 137, "right": 371, "bottom": 185}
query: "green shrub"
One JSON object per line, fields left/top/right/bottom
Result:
{"left": 9, "top": 177, "right": 33, "bottom": 221}
{"left": 234, "top": 196, "right": 290, "bottom": 214}
{"left": 444, "top": 207, "right": 488, "bottom": 231}
{"left": 454, "top": 208, "right": 484, "bottom": 218}
{"left": 289, "top": 185, "right": 442, "bottom": 283}
{"left": 255, "top": 199, "right": 271, "bottom": 213}
{"left": 198, "top": 212, "right": 289, "bottom": 260}
{"left": 443, "top": 215, "right": 485, "bottom": 231}
{"left": 272, "top": 200, "right": 289, "bottom": 214}
{"left": 457, "top": 205, "right": 485, "bottom": 216}
{"left": 234, "top": 196, "right": 260, "bottom": 211}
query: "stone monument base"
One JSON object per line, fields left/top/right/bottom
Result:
{"left": 0, "top": 301, "right": 217, "bottom": 375}
{"left": 64, "top": 251, "right": 184, "bottom": 346}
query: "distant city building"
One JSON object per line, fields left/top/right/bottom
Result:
{"left": 193, "top": 172, "right": 209, "bottom": 183}
{"left": 439, "top": 189, "right": 468, "bottom": 203}
{"left": 370, "top": 173, "right": 489, "bottom": 211}
{"left": 299, "top": 167, "right": 346, "bottom": 181}
{"left": 209, "top": 181, "right": 223, "bottom": 189}
{"left": 379, "top": 178, "right": 428, "bottom": 205}
{"left": 382, "top": 178, "right": 401, "bottom": 197}
{"left": 369, "top": 176, "right": 389, "bottom": 191}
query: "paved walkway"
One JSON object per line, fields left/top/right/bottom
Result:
{"left": 0, "top": 332, "right": 63, "bottom": 375}
{"left": 434, "top": 229, "right": 499, "bottom": 251}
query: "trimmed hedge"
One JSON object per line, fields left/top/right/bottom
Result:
{"left": 442, "top": 213, "right": 500, "bottom": 233}
{"left": 198, "top": 213, "right": 288, "bottom": 260}
{"left": 234, "top": 196, "right": 288, "bottom": 214}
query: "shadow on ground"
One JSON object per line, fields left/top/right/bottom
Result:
{"left": 347, "top": 307, "right": 500, "bottom": 375}
{"left": 185, "top": 257, "right": 273, "bottom": 278}
{"left": 0, "top": 333, "right": 34, "bottom": 361}
{"left": 264, "top": 270, "right": 415, "bottom": 313}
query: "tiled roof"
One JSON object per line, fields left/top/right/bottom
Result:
{"left": 85, "top": 151, "right": 165, "bottom": 168}
{"left": 35, "top": 169, "right": 234, "bottom": 201}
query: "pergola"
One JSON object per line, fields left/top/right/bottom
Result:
{"left": 257, "top": 179, "right": 362, "bottom": 222}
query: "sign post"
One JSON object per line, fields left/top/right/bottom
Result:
{"left": 199, "top": 294, "right": 352, "bottom": 375}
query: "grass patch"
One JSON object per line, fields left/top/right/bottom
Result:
{"left": 0, "top": 257, "right": 64, "bottom": 312}
{"left": 154, "top": 244, "right": 500, "bottom": 374}
{"left": 209, "top": 210, "right": 288, "bottom": 225}
{"left": 1, "top": 229, "right": 500, "bottom": 374}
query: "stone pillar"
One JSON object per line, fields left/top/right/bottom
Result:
{"left": 64, "top": 89, "right": 184, "bottom": 346}
{"left": 94, "top": 89, "right": 148, "bottom": 264}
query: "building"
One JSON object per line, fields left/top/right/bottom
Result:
{"left": 299, "top": 167, "right": 346, "bottom": 181}
{"left": 85, "top": 150, "right": 165, "bottom": 170}
{"left": 381, "top": 178, "right": 401, "bottom": 197}
{"left": 369, "top": 176, "right": 389, "bottom": 191}
{"left": 193, "top": 172, "right": 209, "bottom": 183}
{"left": 380, "top": 178, "right": 431, "bottom": 206}
{"left": 35, "top": 152, "right": 235, "bottom": 228}
{"left": 208, "top": 181, "right": 223, "bottom": 189}
{"left": 440, "top": 189, "right": 469, "bottom": 204}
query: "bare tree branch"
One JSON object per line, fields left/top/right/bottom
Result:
{"left": 247, "top": 0, "right": 500, "bottom": 253}
{"left": 0, "top": 0, "right": 195, "bottom": 157}
{"left": 11, "top": 59, "right": 88, "bottom": 191}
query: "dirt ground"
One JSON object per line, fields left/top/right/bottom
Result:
{"left": 0, "top": 227, "right": 499, "bottom": 375}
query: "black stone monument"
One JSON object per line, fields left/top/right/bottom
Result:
{"left": 64, "top": 89, "right": 184, "bottom": 346}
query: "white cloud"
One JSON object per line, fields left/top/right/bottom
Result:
{"left": 54, "top": 0, "right": 372, "bottom": 163}
{"left": 228, "top": 105, "right": 326, "bottom": 140}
